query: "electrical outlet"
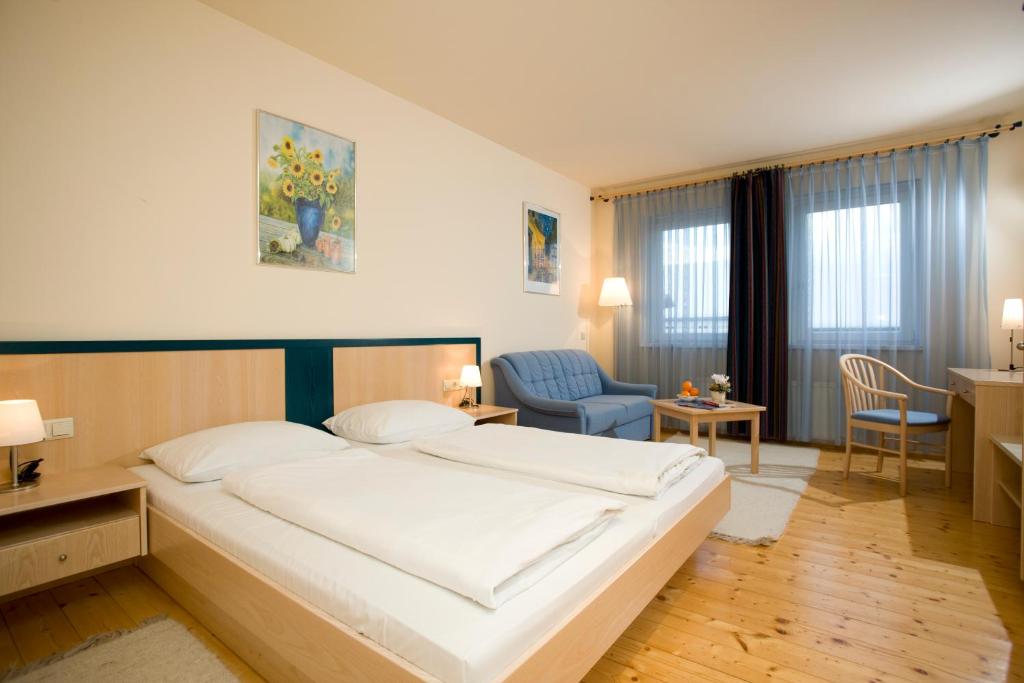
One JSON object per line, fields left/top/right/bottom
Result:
{"left": 442, "top": 379, "right": 462, "bottom": 392}
{"left": 43, "top": 417, "right": 74, "bottom": 440}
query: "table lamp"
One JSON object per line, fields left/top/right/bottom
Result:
{"left": 0, "top": 399, "right": 46, "bottom": 493}
{"left": 1000, "top": 298, "right": 1023, "bottom": 372}
{"left": 459, "top": 365, "right": 482, "bottom": 408}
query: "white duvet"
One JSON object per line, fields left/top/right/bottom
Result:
{"left": 221, "top": 449, "right": 623, "bottom": 608}
{"left": 414, "top": 424, "right": 706, "bottom": 498}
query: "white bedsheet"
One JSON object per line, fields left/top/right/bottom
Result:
{"left": 223, "top": 450, "right": 623, "bottom": 608}
{"left": 415, "top": 424, "right": 706, "bottom": 497}
{"left": 133, "top": 449, "right": 724, "bottom": 683}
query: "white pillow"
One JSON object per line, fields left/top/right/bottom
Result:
{"left": 142, "top": 421, "right": 350, "bottom": 483}
{"left": 323, "top": 400, "right": 474, "bottom": 444}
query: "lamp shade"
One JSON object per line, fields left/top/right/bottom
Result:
{"left": 598, "top": 277, "right": 633, "bottom": 307}
{"left": 459, "top": 364, "right": 482, "bottom": 388}
{"left": 0, "top": 400, "right": 45, "bottom": 448}
{"left": 1001, "top": 298, "right": 1024, "bottom": 330}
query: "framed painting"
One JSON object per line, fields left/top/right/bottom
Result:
{"left": 523, "top": 202, "right": 560, "bottom": 295}
{"left": 256, "top": 110, "right": 356, "bottom": 273}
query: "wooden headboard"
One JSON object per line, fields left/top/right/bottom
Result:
{"left": 0, "top": 338, "right": 480, "bottom": 475}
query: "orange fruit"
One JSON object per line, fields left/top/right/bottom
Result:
{"left": 682, "top": 380, "right": 693, "bottom": 391}
{"left": 689, "top": 387, "right": 700, "bottom": 396}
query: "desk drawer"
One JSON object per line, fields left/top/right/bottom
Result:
{"left": 0, "top": 516, "right": 140, "bottom": 596}
{"left": 949, "top": 375, "right": 976, "bottom": 406}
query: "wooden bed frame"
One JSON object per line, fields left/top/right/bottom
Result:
{"left": 0, "top": 337, "right": 729, "bottom": 682}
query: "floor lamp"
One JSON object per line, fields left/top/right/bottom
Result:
{"left": 599, "top": 278, "right": 633, "bottom": 366}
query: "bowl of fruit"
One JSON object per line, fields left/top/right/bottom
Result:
{"left": 677, "top": 380, "right": 700, "bottom": 401}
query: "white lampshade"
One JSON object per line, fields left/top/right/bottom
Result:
{"left": 459, "top": 364, "right": 482, "bottom": 388}
{"left": 0, "top": 400, "right": 45, "bottom": 448}
{"left": 598, "top": 277, "right": 633, "bottom": 307}
{"left": 1001, "top": 298, "right": 1024, "bottom": 330}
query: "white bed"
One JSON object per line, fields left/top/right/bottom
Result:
{"left": 132, "top": 445, "right": 724, "bottom": 683}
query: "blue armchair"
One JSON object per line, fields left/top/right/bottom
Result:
{"left": 491, "top": 349, "right": 657, "bottom": 440}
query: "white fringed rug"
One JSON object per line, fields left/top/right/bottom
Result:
{"left": 668, "top": 435, "right": 819, "bottom": 545}
{"left": 3, "top": 616, "right": 238, "bottom": 682}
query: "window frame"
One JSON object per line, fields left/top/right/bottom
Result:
{"left": 643, "top": 214, "right": 731, "bottom": 349}
{"left": 789, "top": 180, "right": 921, "bottom": 349}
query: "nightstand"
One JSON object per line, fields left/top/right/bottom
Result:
{"left": 461, "top": 404, "right": 518, "bottom": 426}
{"left": 0, "top": 465, "right": 147, "bottom": 598}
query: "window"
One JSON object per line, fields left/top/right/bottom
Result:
{"left": 659, "top": 223, "right": 730, "bottom": 343}
{"left": 807, "top": 202, "right": 901, "bottom": 332}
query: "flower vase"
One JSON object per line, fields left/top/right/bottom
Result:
{"left": 710, "top": 391, "right": 726, "bottom": 404}
{"left": 294, "top": 198, "right": 325, "bottom": 247}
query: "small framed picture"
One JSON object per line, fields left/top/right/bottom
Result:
{"left": 523, "top": 202, "right": 560, "bottom": 295}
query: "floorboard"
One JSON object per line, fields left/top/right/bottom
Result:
{"left": 1, "top": 444, "right": 1020, "bottom": 682}
{"left": 583, "top": 446, "right": 1024, "bottom": 683}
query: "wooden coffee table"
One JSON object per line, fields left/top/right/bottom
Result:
{"left": 651, "top": 398, "right": 767, "bottom": 474}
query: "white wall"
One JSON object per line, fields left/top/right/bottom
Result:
{"left": 986, "top": 130, "right": 1024, "bottom": 367}
{"left": 0, "top": 0, "right": 592, "bottom": 401}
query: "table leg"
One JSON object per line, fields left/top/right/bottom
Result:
{"left": 750, "top": 414, "right": 760, "bottom": 474}
{"left": 653, "top": 408, "right": 662, "bottom": 442}
{"left": 708, "top": 422, "right": 717, "bottom": 457}
{"left": 689, "top": 416, "right": 699, "bottom": 447}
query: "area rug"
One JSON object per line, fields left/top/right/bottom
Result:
{"left": 668, "top": 435, "right": 820, "bottom": 545}
{"left": 3, "top": 616, "right": 238, "bottom": 682}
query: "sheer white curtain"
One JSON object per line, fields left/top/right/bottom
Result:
{"left": 614, "top": 180, "right": 732, "bottom": 397}
{"left": 787, "top": 138, "right": 990, "bottom": 443}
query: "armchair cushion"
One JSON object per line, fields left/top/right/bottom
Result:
{"left": 852, "top": 409, "right": 950, "bottom": 426}
{"left": 577, "top": 395, "right": 653, "bottom": 423}
{"left": 574, "top": 399, "right": 621, "bottom": 433}
{"left": 499, "top": 350, "right": 603, "bottom": 401}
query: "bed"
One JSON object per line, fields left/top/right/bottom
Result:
{"left": 0, "top": 337, "right": 730, "bottom": 683}
{"left": 132, "top": 443, "right": 724, "bottom": 682}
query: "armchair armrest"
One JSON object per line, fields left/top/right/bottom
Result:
{"left": 491, "top": 358, "right": 583, "bottom": 417}
{"left": 596, "top": 366, "right": 657, "bottom": 397}
{"left": 882, "top": 366, "right": 955, "bottom": 397}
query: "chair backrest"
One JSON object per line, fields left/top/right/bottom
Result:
{"left": 839, "top": 354, "right": 893, "bottom": 415}
{"left": 497, "top": 349, "right": 603, "bottom": 401}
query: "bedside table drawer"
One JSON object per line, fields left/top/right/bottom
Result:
{"left": 0, "top": 516, "right": 140, "bottom": 595}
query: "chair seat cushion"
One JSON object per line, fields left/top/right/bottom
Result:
{"left": 577, "top": 395, "right": 653, "bottom": 422}
{"left": 852, "top": 409, "right": 950, "bottom": 426}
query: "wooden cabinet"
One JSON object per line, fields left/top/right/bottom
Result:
{"left": 0, "top": 466, "right": 146, "bottom": 598}
{"left": 460, "top": 404, "right": 518, "bottom": 426}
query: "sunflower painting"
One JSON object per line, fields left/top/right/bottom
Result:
{"left": 523, "top": 202, "right": 560, "bottom": 295}
{"left": 257, "top": 110, "right": 355, "bottom": 273}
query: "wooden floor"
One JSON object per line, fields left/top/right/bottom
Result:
{"left": 1, "top": 448, "right": 1021, "bottom": 682}
{"left": 584, "top": 448, "right": 1024, "bottom": 683}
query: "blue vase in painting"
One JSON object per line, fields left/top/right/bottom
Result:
{"left": 294, "top": 198, "right": 324, "bottom": 247}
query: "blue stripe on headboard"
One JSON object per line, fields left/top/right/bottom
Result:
{"left": 0, "top": 337, "right": 482, "bottom": 428}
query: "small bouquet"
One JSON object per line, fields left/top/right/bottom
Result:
{"left": 709, "top": 373, "right": 731, "bottom": 394}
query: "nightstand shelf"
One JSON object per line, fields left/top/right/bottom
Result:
{"left": 0, "top": 465, "right": 147, "bottom": 598}
{"left": 461, "top": 404, "right": 518, "bottom": 426}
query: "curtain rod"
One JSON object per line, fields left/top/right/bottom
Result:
{"left": 590, "top": 119, "right": 1022, "bottom": 202}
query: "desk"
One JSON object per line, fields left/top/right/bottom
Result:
{"left": 948, "top": 368, "right": 1023, "bottom": 523}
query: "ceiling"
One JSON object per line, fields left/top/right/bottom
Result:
{"left": 203, "top": 0, "right": 1024, "bottom": 189}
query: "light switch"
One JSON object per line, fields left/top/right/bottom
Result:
{"left": 442, "top": 379, "right": 462, "bottom": 392}
{"left": 44, "top": 417, "right": 74, "bottom": 440}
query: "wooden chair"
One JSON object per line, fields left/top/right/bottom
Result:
{"left": 839, "top": 354, "right": 955, "bottom": 496}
